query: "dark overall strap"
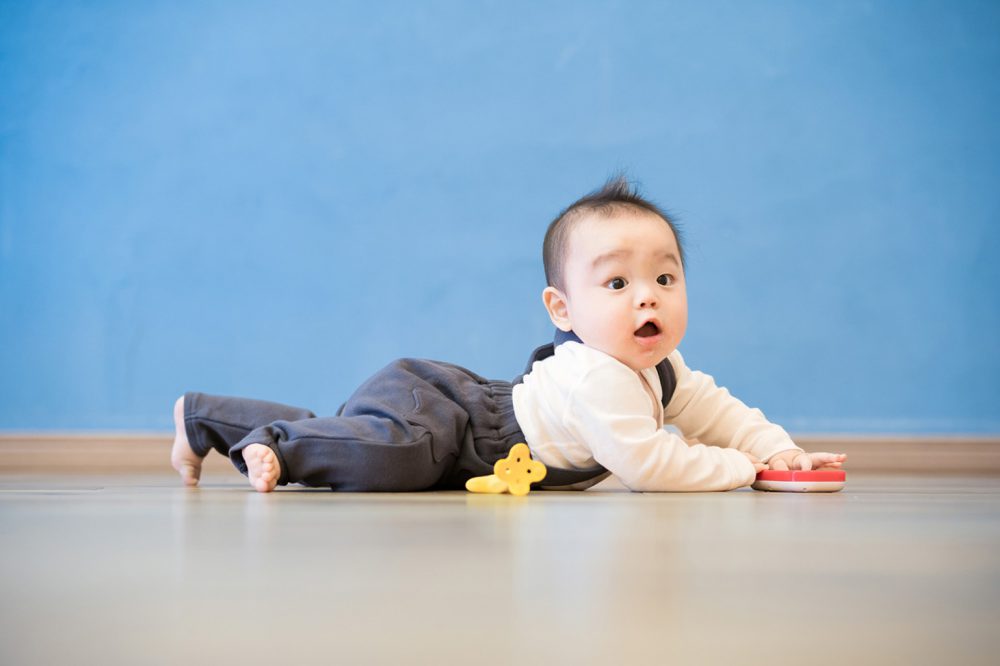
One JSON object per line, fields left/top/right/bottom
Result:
{"left": 513, "top": 330, "right": 677, "bottom": 487}
{"left": 515, "top": 329, "right": 677, "bottom": 406}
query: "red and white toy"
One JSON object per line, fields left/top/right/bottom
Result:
{"left": 752, "top": 469, "right": 846, "bottom": 493}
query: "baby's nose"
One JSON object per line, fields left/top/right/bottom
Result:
{"left": 635, "top": 282, "right": 659, "bottom": 308}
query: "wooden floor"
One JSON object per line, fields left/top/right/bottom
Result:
{"left": 1, "top": 470, "right": 998, "bottom": 665}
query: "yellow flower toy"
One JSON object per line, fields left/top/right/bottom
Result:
{"left": 465, "top": 443, "right": 547, "bottom": 496}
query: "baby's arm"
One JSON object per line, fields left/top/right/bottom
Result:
{"left": 664, "top": 351, "right": 848, "bottom": 468}
{"left": 566, "top": 362, "right": 760, "bottom": 491}
{"left": 665, "top": 350, "right": 805, "bottom": 464}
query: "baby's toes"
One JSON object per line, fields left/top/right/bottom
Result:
{"left": 179, "top": 464, "right": 199, "bottom": 486}
{"left": 263, "top": 460, "right": 278, "bottom": 481}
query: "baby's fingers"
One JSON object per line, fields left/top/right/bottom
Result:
{"left": 811, "top": 452, "right": 847, "bottom": 469}
{"left": 770, "top": 458, "right": 789, "bottom": 471}
{"left": 743, "top": 453, "right": 767, "bottom": 474}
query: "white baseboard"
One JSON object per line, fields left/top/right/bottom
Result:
{"left": 0, "top": 433, "right": 998, "bottom": 475}
{"left": 0, "top": 433, "right": 235, "bottom": 475}
{"left": 791, "top": 435, "right": 1000, "bottom": 474}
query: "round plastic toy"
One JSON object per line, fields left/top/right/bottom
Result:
{"left": 752, "top": 469, "right": 846, "bottom": 493}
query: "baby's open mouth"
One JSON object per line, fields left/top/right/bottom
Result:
{"left": 635, "top": 321, "right": 660, "bottom": 337}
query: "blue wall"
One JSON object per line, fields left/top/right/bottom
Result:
{"left": 2, "top": 1, "right": 998, "bottom": 433}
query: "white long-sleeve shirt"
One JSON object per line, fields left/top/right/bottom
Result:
{"left": 511, "top": 341, "right": 801, "bottom": 491}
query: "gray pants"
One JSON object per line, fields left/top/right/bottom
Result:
{"left": 184, "top": 358, "right": 525, "bottom": 491}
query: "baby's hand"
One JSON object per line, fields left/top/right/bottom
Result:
{"left": 743, "top": 452, "right": 768, "bottom": 474}
{"left": 768, "top": 450, "right": 846, "bottom": 471}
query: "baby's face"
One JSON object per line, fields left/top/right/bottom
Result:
{"left": 545, "top": 210, "right": 688, "bottom": 371}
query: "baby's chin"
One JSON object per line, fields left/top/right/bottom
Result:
{"left": 616, "top": 347, "right": 676, "bottom": 372}
{"left": 627, "top": 358, "right": 670, "bottom": 372}
{"left": 571, "top": 333, "right": 675, "bottom": 370}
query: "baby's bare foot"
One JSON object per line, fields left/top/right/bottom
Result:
{"left": 170, "top": 395, "right": 204, "bottom": 487}
{"left": 243, "top": 444, "right": 280, "bottom": 493}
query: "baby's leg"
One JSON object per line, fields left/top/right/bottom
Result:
{"left": 170, "top": 395, "right": 203, "bottom": 486}
{"left": 231, "top": 359, "right": 483, "bottom": 491}
{"left": 173, "top": 392, "right": 316, "bottom": 489}
{"left": 243, "top": 444, "right": 281, "bottom": 492}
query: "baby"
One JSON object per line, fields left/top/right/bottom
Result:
{"left": 171, "top": 176, "right": 845, "bottom": 492}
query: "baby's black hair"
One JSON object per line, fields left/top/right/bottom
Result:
{"left": 543, "top": 175, "right": 684, "bottom": 291}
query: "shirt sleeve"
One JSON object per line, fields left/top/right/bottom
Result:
{"left": 562, "top": 360, "right": 758, "bottom": 492}
{"left": 664, "top": 350, "right": 802, "bottom": 463}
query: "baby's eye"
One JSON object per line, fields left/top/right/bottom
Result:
{"left": 606, "top": 277, "right": 628, "bottom": 290}
{"left": 657, "top": 274, "right": 674, "bottom": 286}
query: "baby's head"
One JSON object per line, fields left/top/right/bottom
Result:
{"left": 541, "top": 176, "right": 688, "bottom": 371}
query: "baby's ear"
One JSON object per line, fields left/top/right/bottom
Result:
{"left": 542, "top": 287, "right": 573, "bottom": 332}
